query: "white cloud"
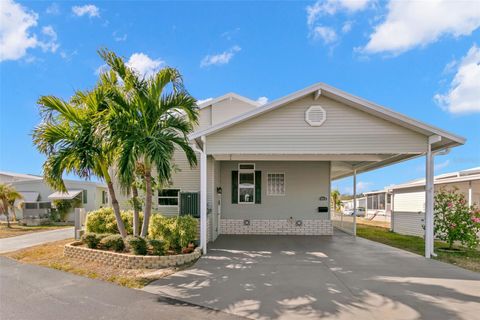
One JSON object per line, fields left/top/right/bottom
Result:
{"left": 200, "top": 45, "right": 241, "bottom": 67}
{"left": 0, "top": 0, "right": 38, "bottom": 61}
{"left": 126, "top": 53, "right": 164, "bottom": 78}
{"left": 342, "top": 20, "right": 353, "bottom": 33}
{"left": 0, "top": 0, "right": 59, "bottom": 62}
{"left": 312, "top": 26, "right": 338, "bottom": 44}
{"left": 72, "top": 4, "right": 99, "bottom": 18}
{"left": 39, "top": 25, "right": 59, "bottom": 53}
{"left": 307, "top": 0, "right": 372, "bottom": 26}
{"left": 46, "top": 3, "right": 60, "bottom": 15}
{"left": 434, "top": 160, "right": 450, "bottom": 171}
{"left": 197, "top": 98, "right": 213, "bottom": 105}
{"left": 113, "top": 31, "right": 127, "bottom": 42}
{"left": 363, "top": 1, "right": 480, "bottom": 55}
{"left": 256, "top": 96, "right": 268, "bottom": 105}
{"left": 434, "top": 44, "right": 480, "bottom": 114}
{"left": 95, "top": 53, "right": 164, "bottom": 78}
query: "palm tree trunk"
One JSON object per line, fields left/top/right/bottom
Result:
{"left": 140, "top": 169, "right": 152, "bottom": 237}
{"left": 132, "top": 184, "right": 140, "bottom": 237}
{"left": 2, "top": 199, "right": 10, "bottom": 228}
{"left": 102, "top": 167, "right": 127, "bottom": 238}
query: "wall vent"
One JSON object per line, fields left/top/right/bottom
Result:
{"left": 305, "top": 106, "right": 326, "bottom": 126}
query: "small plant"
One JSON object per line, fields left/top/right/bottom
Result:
{"left": 85, "top": 208, "right": 143, "bottom": 235}
{"left": 82, "top": 233, "right": 100, "bottom": 249}
{"left": 100, "top": 234, "right": 125, "bottom": 252}
{"left": 126, "top": 236, "right": 147, "bottom": 255}
{"left": 148, "top": 214, "right": 198, "bottom": 252}
{"left": 434, "top": 187, "right": 480, "bottom": 249}
{"left": 148, "top": 239, "right": 165, "bottom": 256}
{"left": 53, "top": 198, "right": 81, "bottom": 222}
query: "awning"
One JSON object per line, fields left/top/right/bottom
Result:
{"left": 48, "top": 190, "right": 82, "bottom": 200}
{"left": 19, "top": 191, "right": 40, "bottom": 202}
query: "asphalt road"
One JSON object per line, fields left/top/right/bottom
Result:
{"left": 0, "top": 257, "right": 242, "bottom": 320}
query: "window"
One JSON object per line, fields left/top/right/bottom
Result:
{"left": 158, "top": 189, "right": 180, "bottom": 206}
{"left": 82, "top": 190, "right": 88, "bottom": 204}
{"left": 238, "top": 163, "right": 255, "bottom": 203}
{"left": 25, "top": 203, "right": 37, "bottom": 209}
{"left": 267, "top": 173, "right": 285, "bottom": 195}
{"left": 102, "top": 191, "right": 108, "bottom": 204}
{"left": 39, "top": 202, "right": 51, "bottom": 209}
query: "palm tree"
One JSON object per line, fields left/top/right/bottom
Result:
{"left": 331, "top": 189, "right": 342, "bottom": 213}
{"left": 98, "top": 49, "right": 198, "bottom": 237}
{"left": 0, "top": 184, "right": 23, "bottom": 228}
{"left": 32, "top": 86, "right": 128, "bottom": 237}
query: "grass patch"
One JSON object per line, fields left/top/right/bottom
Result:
{"left": 357, "top": 224, "right": 480, "bottom": 273}
{"left": 0, "top": 224, "right": 70, "bottom": 239}
{"left": 2, "top": 239, "right": 181, "bottom": 288}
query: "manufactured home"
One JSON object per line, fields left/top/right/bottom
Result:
{"left": 1, "top": 172, "right": 108, "bottom": 222}
{"left": 114, "top": 83, "right": 464, "bottom": 258}
{"left": 391, "top": 167, "right": 480, "bottom": 237}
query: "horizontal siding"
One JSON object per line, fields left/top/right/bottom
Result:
{"left": 195, "top": 107, "right": 212, "bottom": 132}
{"left": 211, "top": 98, "right": 257, "bottom": 125}
{"left": 393, "top": 211, "right": 425, "bottom": 237}
{"left": 394, "top": 188, "right": 425, "bottom": 212}
{"left": 207, "top": 95, "right": 427, "bottom": 154}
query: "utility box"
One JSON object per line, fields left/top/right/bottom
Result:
{"left": 179, "top": 192, "right": 200, "bottom": 218}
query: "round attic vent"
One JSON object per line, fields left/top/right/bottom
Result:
{"left": 305, "top": 106, "right": 326, "bottom": 126}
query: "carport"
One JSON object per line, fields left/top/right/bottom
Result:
{"left": 190, "top": 83, "right": 465, "bottom": 258}
{"left": 144, "top": 233, "right": 480, "bottom": 319}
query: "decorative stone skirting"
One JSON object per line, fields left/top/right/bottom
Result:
{"left": 64, "top": 242, "right": 202, "bottom": 269}
{"left": 220, "top": 219, "right": 333, "bottom": 235}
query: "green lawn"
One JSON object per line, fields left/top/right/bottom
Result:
{"left": 356, "top": 224, "right": 480, "bottom": 273}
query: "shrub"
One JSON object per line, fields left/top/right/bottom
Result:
{"left": 82, "top": 233, "right": 100, "bottom": 249}
{"left": 148, "top": 239, "right": 165, "bottom": 256}
{"left": 126, "top": 236, "right": 147, "bottom": 255}
{"left": 85, "top": 208, "right": 143, "bottom": 235}
{"left": 434, "top": 188, "right": 480, "bottom": 249}
{"left": 100, "top": 234, "right": 125, "bottom": 252}
{"left": 148, "top": 214, "right": 197, "bottom": 252}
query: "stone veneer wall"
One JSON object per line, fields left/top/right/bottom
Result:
{"left": 220, "top": 219, "right": 333, "bottom": 235}
{"left": 64, "top": 242, "right": 201, "bottom": 269}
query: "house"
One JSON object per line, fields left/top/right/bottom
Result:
{"left": 0, "top": 172, "right": 108, "bottom": 223}
{"left": 390, "top": 167, "right": 480, "bottom": 237}
{"left": 115, "top": 83, "right": 464, "bottom": 257}
{"left": 341, "top": 189, "right": 391, "bottom": 222}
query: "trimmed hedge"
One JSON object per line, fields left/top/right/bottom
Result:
{"left": 126, "top": 236, "right": 147, "bottom": 255}
{"left": 100, "top": 234, "right": 125, "bottom": 252}
{"left": 148, "top": 239, "right": 165, "bottom": 256}
{"left": 85, "top": 208, "right": 143, "bottom": 235}
{"left": 148, "top": 215, "right": 197, "bottom": 252}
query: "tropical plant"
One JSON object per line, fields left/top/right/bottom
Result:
{"left": 0, "top": 183, "right": 23, "bottom": 227}
{"left": 98, "top": 49, "right": 198, "bottom": 237}
{"left": 148, "top": 214, "right": 197, "bottom": 252}
{"left": 331, "top": 189, "right": 342, "bottom": 213}
{"left": 434, "top": 188, "right": 480, "bottom": 249}
{"left": 85, "top": 207, "right": 143, "bottom": 235}
{"left": 32, "top": 85, "right": 128, "bottom": 237}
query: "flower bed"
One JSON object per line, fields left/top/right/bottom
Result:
{"left": 64, "top": 241, "right": 201, "bottom": 269}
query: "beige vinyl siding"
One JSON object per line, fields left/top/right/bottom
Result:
{"left": 211, "top": 98, "right": 257, "bottom": 125}
{"left": 196, "top": 107, "right": 212, "bottom": 131}
{"left": 394, "top": 188, "right": 425, "bottom": 212}
{"left": 206, "top": 95, "right": 427, "bottom": 154}
{"left": 220, "top": 161, "right": 330, "bottom": 220}
{"left": 393, "top": 211, "right": 425, "bottom": 237}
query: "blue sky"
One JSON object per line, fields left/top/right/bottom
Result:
{"left": 1, "top": 0, "right": 479, "bottom": 194}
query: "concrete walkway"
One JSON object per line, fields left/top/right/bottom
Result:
{"left": 0, "top": 227, "right": 74, "bottom": 253}
{"left": 144, "top": 233, "right": 480, "bottom": 320}
{"left": 0, "top": 257, "right": 241, "bottom": 320}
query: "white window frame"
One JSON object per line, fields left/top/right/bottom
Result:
{"left": 267, "top": 172, "right": 286, "bottom": 196}
{"left": 158, "top": 189, "right": 181, "bottom": 207}
{"left": 238, "top": 163, "right": 255, "bottom": 204}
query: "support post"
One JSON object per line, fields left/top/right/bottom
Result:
{"left": 200, "top": 136, "right": 208, "bottom": 254}
{"left": 353, "top": 169, "right": 357, "bottom": 236}
{"left": 468, "top": 181, "right": 473, "bottom": 207}
{"left": 425, "top": 135, "right": 440, "bottom": 258}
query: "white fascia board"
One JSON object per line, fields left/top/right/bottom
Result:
{"left": 190, "top": 82, "right": 465, "bottom": 147}
{"left": 197, "top": 92, "right": 260, "bottom": 110}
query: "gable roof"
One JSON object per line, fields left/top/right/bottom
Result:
{"left": 0, "top": 171, "right": 42, "bottom": 181}
{"left": 197, "top": 92, "right": 260, "bottom": 110}
{"left": 190, "top": 83, "right": 465, "bottom": 150}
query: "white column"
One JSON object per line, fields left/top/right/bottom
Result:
{"left": 425, "top": 136, "right": 438, "bottom": 259}
{"left": 468, "top": 181, "right": 473, "bottom": 207}
{"left": 200, "top": 136, "right": 208, "bottom": 254}
{"left": 353, "top": 169, "right": 357, "bottom": 236}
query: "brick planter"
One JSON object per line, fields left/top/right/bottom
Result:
{"left": 64, "top": 242, "right": 202, "bottom": 269}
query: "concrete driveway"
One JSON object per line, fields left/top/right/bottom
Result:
{"left": 144, "top": 232, "right": 480, "bottom": 320}
{"left": 0, "top": 227, "right": 74, "bottom": 254}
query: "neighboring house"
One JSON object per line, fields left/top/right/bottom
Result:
{"left": 391, "top": 167, "right": 479, "bottom": 237}
{"left": 342, "top": 189, "right": 391, "bottom": 221}
{"left": 1, "top": 173, "right": 108, "bottom": 222}
{"left": 115, "top": 83, "right": 464, "bottom": 252}
{"left": 0, "top": 171, "right": 42, "bottom": 183}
